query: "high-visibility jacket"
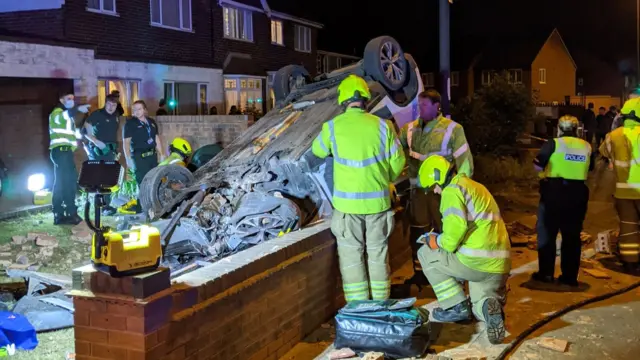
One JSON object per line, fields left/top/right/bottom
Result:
{"left": 312, "top": 108, "right": 406, "bottom": 215}
{"left": 49, "top": 106, "right": 79, "bottom": 150}
{"left": 438, "top": 174, "right": 511, "bottom": 274}
{"left": 399, "top": 114, "right": 473, "bottom": 179}
{"left": 542, "top": 137, "right": 591, "bottom": 181}
{"left": 600, "top": 119, "right": 640, "bottom": 199}
{"left": 158, "top": 152, "right": 186, "bottom": 167}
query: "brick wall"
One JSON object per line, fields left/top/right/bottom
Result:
{"left": 71, "top": 210, "right": 411, "bottom": 360}
{"left": 155, "top": 115, "right": 250, "bottom": 149}
{"left": 0, "top": 9, "right": 64, "bottom": 40}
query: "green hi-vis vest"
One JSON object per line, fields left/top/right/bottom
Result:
{"left": 49, "top": 107, "right": 78, "bottom": 150}
{"left": 603, "top": 120, "right": 640, "bottom": 199}
{"left": 542, "top": 137, "right": 591, "bottom": 181}
{"left": 312, "top": 108, "right": 406, "bottom": 215}
{"left": 438, "top": 174, "right": 511, "bottom": 274}
{"left": 158, "top": 152, "right": 185, "bottom": 167}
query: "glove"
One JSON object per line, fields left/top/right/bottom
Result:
{"left": 417, "top": 232, "right": 440, "bottom": 250}
{"left": 78, "top": 104, "right": 91, "bottom": 114}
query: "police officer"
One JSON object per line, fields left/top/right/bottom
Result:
{"left": 312, "top": 75, "right": 406, "bottom": 302}
{"left": 399, "top": 89, "right": 474, "bottom": 287}
{"left": 84, "top": 93, "right": 120, "bottom": 215}
{"left": 123, "top": 100, "right": 166, "bottom": 213}
{"left": 600, "top": 98, "right": 640, "bottom": 273}
{"left": 416, "top": 155, "right": 510, "bottom": 345}
{"left": 533, "top": 115, "right": 592, "bottom": 285}
{"left": 48, "top": 91, "right": 90, "bottom": 225}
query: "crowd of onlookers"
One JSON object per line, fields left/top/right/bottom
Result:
{"left": 580, "top": 102, "right": 619, "bottom": 151}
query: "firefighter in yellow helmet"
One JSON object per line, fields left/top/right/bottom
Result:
{"left": 416, "top": 155, "right": 510, "bottom": 345}
{"left": 532, "top": 115, "right": 592, "bottom": 285}
{"left": 158, "top": 137, "right": 192, "bottom": 167}
{"left": 312, "top": 75, "right": 406, "bottom": 302}
{"left": 600, "top": 98, "right": 640, "bottom": 273}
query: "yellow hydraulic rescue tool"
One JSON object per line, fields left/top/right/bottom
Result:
{"left": 78, "top": 160, "right": 162, "bottom": 277}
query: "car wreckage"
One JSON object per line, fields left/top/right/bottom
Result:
{"left": 139, "top": 36, "right": 424, "bottom": 271}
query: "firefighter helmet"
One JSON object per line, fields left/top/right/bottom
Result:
{"left": 418, "top": 155, "right": 453, "bottom": 189}
{"left": 337, "top": 75, "right": 372, "bottom": 105}
{"left": 170, "top": 137, "right": 192, "bottom": 158}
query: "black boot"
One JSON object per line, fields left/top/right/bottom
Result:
{"left": 53, "top": 213, "right": 64, "bottom": 225}
{"left": 531, "top": 272, "right": 554, "bottom": 283}
{"left": 61, "top": 213, "right": 83, "bottom": 225}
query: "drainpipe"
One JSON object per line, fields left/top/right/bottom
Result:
{"left": 439, "top": 0, "right": 451, "bottom": 116}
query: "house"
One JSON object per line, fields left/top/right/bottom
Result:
{"left": 316, "top": 50, "right": 360, "bottom": 75}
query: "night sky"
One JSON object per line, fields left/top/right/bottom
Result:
{"left": 273, "top": 0, "right": 637, "bottom": 71}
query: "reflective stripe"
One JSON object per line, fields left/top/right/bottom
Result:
{"left": 619, "top": 243, "right": 640, "bottom": 248}
{"left": 50, "top": 128, "right": 75, "bottom": 135}
{"left": 617, "top": 183, "right": 640, "bottom": 189}
{"left": 440, "top": 122, "right": 456, "bottom": 155}
{"left": 615, "top": 160, "right": 630, "bottom": 167}
{"left": 453, "top": 143, "right": 469, "bottom": 159}
{"left": 442, "top": 207, "right": 466, "bottom": 219}
{"left": 50, "top": 138, "right": 76, "bottom": 145}
{"left": 315, "top": 133, "right": 329, "bottom": 154}
{"left": 169, "top": 159, "right": 182, "bottom": 164}
{"left": 447, "top": 184, "right": 502, "bottom": 221}
{"left": 329, "top": 118, "right": 395, "bottom": 168}
{"left": 334, "top": 189, "right": 389, "bottom": 200}
{"left": 457, "top": 247, "right": 511, "bottom": 258}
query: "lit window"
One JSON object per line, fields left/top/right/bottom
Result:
{"left": 481, "top": 71, "right": 494, "bottom": 85}
{"left": 271, "top": 20, "right": 283, "bottom": 45}
{"left": 150, "top": 0, "right": 192, "bottom": 31}
{"left": 224, "top": 76, "right": 264, "bottom": 114}
{"left": 97, "top": 79, "right": 139, "bottom": 116}
{"left": 451, "top": 71, "right": 459, "bottom": 87}
{"left": 539, "top": 68, "right": 547, "bottom": 84}
{"left": 223, "top": 7, "right": 253, "bottom": 41}
{"left": 295, "top": 25, "right": 311, "bottom": 53}
{"left": 87, "top": 0, "right": 116, "bottom": 14}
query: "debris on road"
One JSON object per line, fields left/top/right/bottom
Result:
{"left": 581, "top": 248, "right": 596, "bottom": 259}
{"left": 595, "top": 230, "right": 618, "bottom": 254}
{"left": 35, "top": 234, "right": 59, "bottom": 248}
{"left": 11, "top": 235, "right": 27, "bottom": 245}
{"left": 513, "top": 215, "right": 537, "bottom": 234}
{"left": 536, "top": 337, "right": 569, "bottom": 352}
{"left": 580, "top": 258, "right": 600, "bottom": 269}
{"left": 423, "top": 355, "right": 452, "bottom": 360}
{"left": 582, "top": 268, "right": 612, "bottom": 279}
{"left": 328, "top": 348, "right": 357, "bottom": 359}
{"left": 361, "top": 352, "right": 384, "bottom": 360}
{"left": 438, "top": 348, "right": 487, "bottom": 360}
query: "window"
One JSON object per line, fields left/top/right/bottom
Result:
{"left": 508, "top": 69, "right": 523, "bottom": 84}
{"left": 224, "top": 7, "right": 253, "bottom": 41}
{"left": 451, "top": 71, "right": 459, "bottom": 87}
{"left": 539, "top": 68, "right": 547, "bottom": 84}
{"left": 295, "top": 25, "right": 311, "bottom": 53}
{"left": 322, "top": 56, "right": 329, "bottom": 73}
{"left": 336, "top": 57, "right": 342, "bottom": 69}
{"left": 271, "top": 20, "right": 283, "bottom": 45}
{"left": 87, "top": 0, "right": 116, "bottom": 14}
{"left": 151, "top": 0, "right": 192, "bottom": 31}
{"left": 97, "top": 79, "right": 139, "bottom": 116}
{"left": 164, "top": 82, "right": 208, "bottom": 115}
{"left": 422, "top": 73, "right": 434, "bottom": 87}
{"left": 481, "top": 70, "right": 494, "bottom": 85}
{"left": 224, "top": 76, "right": 264, "bottom": 114}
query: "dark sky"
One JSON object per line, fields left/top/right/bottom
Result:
{"left": 275, "top": 0, "right": 637, "bottom": 70}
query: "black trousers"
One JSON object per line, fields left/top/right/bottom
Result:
{"left": 133, "top": 151, "right": 158, "bottom": 212}
{"left": 87, "top": 146, "right": 116, "bottom": 205}
{"left": 407, "top": 188, "right": 442, "bottom": 271}
{"left": 50, "top": 146, "right": 78, "bottom": 217}
{"left": 536, "top": 179, "right": 589, "bottom": 281}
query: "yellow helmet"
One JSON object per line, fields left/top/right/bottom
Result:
{"left": 170, "top": 137, "right": 192, "bottom": 157}
{"left": 418, "top": 155, "right": 453, "bottom": 189}
{"left": 337, "top": 75, "right": 371, "bottom": 105}
{"left": 621, "top": 98, "right": 640, "bottom": 120}
{"left": 558, "top": 115, "right": 579, "bottom": 132}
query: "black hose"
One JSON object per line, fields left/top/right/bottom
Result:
{"left": 496, "top": 279, "right": 640, "bottom": 360}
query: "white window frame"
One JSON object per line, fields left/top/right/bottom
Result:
{"left": 164, "top": 81, "right": 209, "bottom": 115}
{"left": 87, "top": 0, "right": 118, "bottom": 16}
{"left": 322, "top": 56, "right": 329, "bottom": 73}
{"left": 508, "top": 69, "right": 523, "bottom": 84}
{"left": 223, "top": 6, "right": 253, "bottom": 42}
{"left": 481, "top": 70, "right": 494, "bottom": 85}
{"left": 97, "top": 78, "right": 140, "bottom": 116}
{"left": 451, "top": 71, "right": 459, "bottom": 87}
{"left": 271, "top": 19, "right": 283, "bottom": 45}
{"left": 539, "top": 68, "right": 547, "bottom": 84}
{"left": 422, "top": 73, "right": 434, "bottom": 87}
{"left": 150, "top": 0, "right": 193, "bottom": 32}
{"left": 224, "top": 75, "right": 264, "bottom": 113}
{"left": 295, "top": 25, "right": 311, "bottom": 53}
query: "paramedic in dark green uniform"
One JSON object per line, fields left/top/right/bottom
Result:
{"left": 123, "top": 100, "right": 165, "bottom": 213}
{"left": 84, "top": 93, "right": 120, "bottom": 215}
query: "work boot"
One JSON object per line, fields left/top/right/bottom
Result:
{"left": 63, "top": 214, "right": 83, "bottom": 225}
{"left": 557, "top": 274, "right": 579, "bottom": 287}
{"left": 432, "top": 301, "right": 471, "bottom": 323}
{"left": 102, "top": 206, "right": 117, "bottom": 216}
{"left": 483, "top": 297, "right": 506, "bottom": 345}
{"left": 531, "top": 272, "right": 554, "bottom": 283}
{"left": 53, "top": 213, "right": 64, "bottom": 225}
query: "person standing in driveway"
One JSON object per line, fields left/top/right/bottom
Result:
{"left": 595, "top": 106, "right": 612, "bottom": 158}
{"left": 581, "top": 103, "right": 597, "bottom": 144}
{"left": 122, "top": 100, "right": 165, "bottom": 214}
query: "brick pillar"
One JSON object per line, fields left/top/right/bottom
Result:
{"left": 71, "top": 265, "right": 174, "bottom": 360}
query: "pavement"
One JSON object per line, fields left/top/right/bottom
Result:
{"left": 280, "top": 161, "right": 640, "bottom": 360}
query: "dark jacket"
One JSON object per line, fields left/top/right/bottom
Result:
{"left": 581, "top": 109, "right": 597, "bottom": 131}
{"left": 596, "top": 114, "right": 613, "bottom": 134}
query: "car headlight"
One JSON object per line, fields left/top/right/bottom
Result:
{"left": 27, "top": 173, "right": 45, "bottom": 192}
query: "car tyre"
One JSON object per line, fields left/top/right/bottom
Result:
{"left": 364, "top": 36, "right": 408, "bottom": 91}
{"left": 273, "top": 65, "right": 311, "bottom": 103}
{"left": 139, "top": 165, "right": 194, "bottom": 218}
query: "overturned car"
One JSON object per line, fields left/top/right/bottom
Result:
{"left": 138, "top": 36, "right": 423, "bottom": 269}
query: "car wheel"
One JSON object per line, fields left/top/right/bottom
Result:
{"left": 273, "top": 65, "right": 311, "bottom": 103}
{"left": 364, "top": 36, "right": 408, "bottom": 91}
{"left": 139, "top": 165, "right": 194, "bottom": 218}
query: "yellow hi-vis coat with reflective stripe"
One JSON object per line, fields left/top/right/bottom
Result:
{"left": 399, "top": 114, "right": 473, "bottom": 178}
{"left": 600, "top": 120, "right": 640, "bottom": 199}
{"left": 159, "top": 152, "right": 186, "bottom": 167}
{"left": 438, "top": 174, "right": 511, "bottom": 274}
{"left": 312, "top": 108, "right": 406, "bottom": 214}
{"left": 48, "top": 107, "right": 78, "bottom": 150}
{"left": 542, "top": 137, "right": 591, "bottom": 181}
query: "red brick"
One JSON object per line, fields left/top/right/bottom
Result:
{"left": 91, "top": 343, "right": 128, "bottom": 359}
{"left": 166, "top": 345, "right": 186, "bottom": 360}
{"left": 106, "top": 302, "right": 144, "bottom": 317}
{"left": 75, "top": 327, "right": 108, "bottom": 343}
{"left": 75, "top": 297, "right": 107, "bottom": 313}
{"left": 75, "top": 341, "right": 91, "bottom": 356}
{"left": 90, "top": 313, "right": 127, "bottom": 331}
{"left": 108, "top": 331, "right": 146, "bottom": 351}
{"left": 75, "top": 310, "right": 90, "bottom": 327}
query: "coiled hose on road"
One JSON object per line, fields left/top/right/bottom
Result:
{"left": 495, "top": 278, "right": 640, "bottom": 360}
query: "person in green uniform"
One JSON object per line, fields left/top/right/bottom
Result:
{"left": 312, "top": 75, "right": 406, "bottom": 301}
{"left": 399, "top": 89, "right": 474, "bottom": 287}
{"left": 122, "top": 100, "right": 165, "bottom": 214}
{"left": 83, "top": 93, "right": 120, "bottom": 215}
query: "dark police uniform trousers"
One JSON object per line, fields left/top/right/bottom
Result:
{"left": 50, "top": 146, "right": 78, "bottom": 217}
{"left": 123, "top": 117, "right": 160, "bottom": 213}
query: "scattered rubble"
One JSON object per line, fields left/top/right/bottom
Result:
{"left": 361, "top": 352, "right": 384, "bottom": 360}
{"left": 329, "top": 348, "right": 357, "bottom": 360}
{"left": 580, "top": 258, "right": 599, "bottom": 269}
{"left": 15, "top": 252, "right": 30, "bottom": 265}
{"left": 11, "top": 235, "right": 27, "bottom": 245}
{"left": 536, "top": 337, "right": 569, "bottom": 352}
{"left": 582, "top": 268, "right": 612, "bottom": 279}
{"left": 35, "top": 235, "right": 59, "bottom": 248}
{"left": 437, "top": 348, "right": 487, "bottom": 360}
{"left": 595, "top": 230, "right": 618, "bottom": 254}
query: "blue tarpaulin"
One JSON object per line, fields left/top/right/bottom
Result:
{"left": 0, "top": 312, "right": 37, "bottom": 350}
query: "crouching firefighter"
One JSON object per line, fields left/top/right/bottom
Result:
{"left": 532, "top": 115, "right": 591, "bottom": 285}
{"left": 312, "top": 75, "right": 406, "bottom": 301}
{"left": 399, "top": 89, "right": 474, "bottom": 288}
{"left": 599, "top": 98, "right": 640, "bottom": 274}
{"left": 158, "top": 137, "right": 192, "bottom": 167}
{"left": 416, "top": 155, "right": 510, "bottom": 345}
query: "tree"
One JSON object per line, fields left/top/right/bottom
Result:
{"left": 452, "top": 72, "right": 535, "bottom": 155}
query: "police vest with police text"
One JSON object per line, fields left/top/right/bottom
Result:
{"left": 543, "top": 137, "right": 591, "bottom": 181}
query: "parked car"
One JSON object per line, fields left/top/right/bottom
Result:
{"left": 139, "top": 36, "right": 422, "bottom": 267}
